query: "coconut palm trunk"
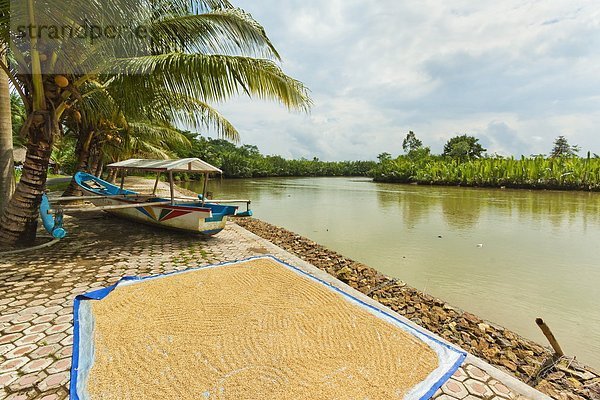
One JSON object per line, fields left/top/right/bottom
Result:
{"left": 62, "top": 130, "right": 95, "bottom": 197}
{"left": 0, "top": 109, "right": 57, "bottom": 246}
{"left": 0, "top": 53, "right": 14, "bottom": 214}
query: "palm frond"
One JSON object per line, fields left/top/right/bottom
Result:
{"left": 149, "top": 9, "right": 280, "bottom": 59}
{"left": 110, "top": 53, "right": 312, "bottom": 111}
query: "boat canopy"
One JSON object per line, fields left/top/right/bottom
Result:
{"left": 107, "top": 158, "right": 222, "bottom": 174}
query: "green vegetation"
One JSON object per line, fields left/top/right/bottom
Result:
{"left": 0, "top": 0, "right": 310, "bottom": 246}
{"left": 372, "top": 132, "right": 600, "bottom": 190}
{"left": 171, "top": 134, "right": 376, "bottom": 178}
{"left": 442, "top": 135, "right": 486, "bottom": 160}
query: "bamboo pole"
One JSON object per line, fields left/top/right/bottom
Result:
{"left": 48, "top": 194, "right": 139, "bottom": 202}
{"left": 120, "top": 169, "right": 127, "bottom": 191}
{"left": 536, "top": 318, "right": 564, "bottom": 357}
{"left": 201, "top": 172, "right": 208, "bottom": 206}
{"left": 168, "top": 171, "right": 175, "bottom": 205}
{"left": 152, "top": 172, "right": 161, "bottom": 195}
{"left": 207, "top": 199, "right": 251, "bottom": 205}
{"left": 48, "top": 201, "right": 172, "bottom": 214}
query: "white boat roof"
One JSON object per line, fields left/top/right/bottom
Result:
{"left": 107, "top": 158, "right": 222, "bottom": 173}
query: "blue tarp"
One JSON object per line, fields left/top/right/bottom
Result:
{"left": 70, "top": 256, "right": 466, "bottom": 400}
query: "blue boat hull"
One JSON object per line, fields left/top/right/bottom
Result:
{"left": 74, "top": 172, "right": 237, "bottom": 235}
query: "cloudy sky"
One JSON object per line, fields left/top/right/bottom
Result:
{"left": 213, "top": 0, "right": 600, "bottom": 161}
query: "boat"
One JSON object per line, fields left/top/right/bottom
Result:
{"left": 51, "top": 158, "right": 252, "bottom": 236}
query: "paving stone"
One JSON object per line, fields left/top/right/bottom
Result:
{"left": 8, "top": 370, "right": 47, "bottom": 392}
{"left": 46, "top": 358, "right": 71, "bottom": 375}
{"left": 464, "top": 378, "right": 495, "bottom": 397}
{"left": 489, "top": 379, "right": 512, "bottom": 398}
{"left": 4, "top": 344, "right": 37, "bottom": 358}
{"left": 12, "top": 314, "right": 37, "bottom": 324}
{"left": 21, "top": 357, "right": 53, "bottom": 373}
{"left": 0, "top": 343, "right": 16, "bottom": 357}
{"left": 2, "top": 323, "right": 31, "bottom": 334}
{"left": 54, "top": 346, "right": 72, "bottom": 359}
{"left": 0, "top": 333, "right": 23, "bottom": 345}
{"left": 465, "top": 364, "right": 489, "bottom": 381}
{"left": 0, "top": 371, "right": 19, "bottom": 387}
{"left": 434, "top": 395, "right": 460, "bottom": 400}
{"left": 41, "top": 333, "right": 66, "bottom": 346}
{"left": 24, "top": 322, "right": 52, "bottom": 335}
{"left": 31, "top": 315, "right": 55, "bottom": 325}
{"left": 0, "top": 356, "right": 29, "bottom": 373}
{"left": 45, "top": 323, "right": 70, "bottom": 335}
{"left": 442, "top": 379, "right": 470, "bottom": 399}
{"left": 29, "top": 344, "right": 61, "bottom": 360}
{"left": 38, "top": 370, "right": 70, "bottom": 392}
{"left": 39, "top": 394, "right": 63, "bottom": 400}
{"left": 14, "top": 333, "right": 45, "bottom": 346}
{"left": 39, "top": 306, "right": 63, "bottom": 316}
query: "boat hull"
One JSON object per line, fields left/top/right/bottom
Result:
{"left": 75, "top": 173, "right": 233, "bottom": 235}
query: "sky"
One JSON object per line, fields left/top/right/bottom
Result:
{"left": 211, "top": 0, "right": 600, "bottom": 161}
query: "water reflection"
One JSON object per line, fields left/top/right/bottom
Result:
{"left": 374, "top": 184, "right": 600, "bottom": 231}
{"left": 180, "top": 177, "right": 600, "bottom": 368}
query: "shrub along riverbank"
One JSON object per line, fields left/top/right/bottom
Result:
{"left": 371, "top": 155, "right": 600, "bottom": 191}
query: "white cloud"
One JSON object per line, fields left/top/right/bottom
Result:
{"left": 210, "top": 0, "right": 600, "bottom": 160}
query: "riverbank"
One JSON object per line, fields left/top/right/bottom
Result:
{"left": 235, "top": 217, "right": 600, "bottom": 400}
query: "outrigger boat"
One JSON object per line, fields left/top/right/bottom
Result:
{"left": 47, "top": 158, "right": 252, "bottom": 236}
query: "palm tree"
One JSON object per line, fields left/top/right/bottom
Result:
{"left": 0, "top": 0, "right": 311, "bottom": 246}
{"left": 10, "top": 94, "right": 26, "bottom": 146}
{"left": 0, "top": 51, "right": 13, "bottom": 214}
{"left": 61, "top": 77, "right": 235, "bottom": 196}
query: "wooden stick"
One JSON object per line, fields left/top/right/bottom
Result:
{"left": 48, "top": 201, "right": 172, "bottom": 214}
{"left": 168, "top": 171, "right": 175, "bottom": 205}
{"left": 48, "top": 194, "right": 139, "bottom": 202}
{"left": 208, "top": 199, "right": 251, "bottom": 204}
{"left": 201, "top": 172, "right": 208, "bottom": 206}
{"left": 120, "top": 169, "right": 127, "bottom": 191}
{"left": 536, "top": 318, "right": 564, "bottom": 357}
{"left": 152, "top": 172, "right": 161, "bottom": 195}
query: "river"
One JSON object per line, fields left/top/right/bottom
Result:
{"left": 181, "top": 177, "right": 600, "bottom": 368}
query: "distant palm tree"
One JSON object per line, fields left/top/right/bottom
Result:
{"left": 0, "top": 0, "right": 311, "bottom": 246}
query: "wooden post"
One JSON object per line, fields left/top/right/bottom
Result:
{"left": 536, "top": 318, "right": 564, "bottom": 357}
{"left": 119, "top": 169, "right": 126, "bottom": 192}
{"left": 152, "top": 172, "right": 160, "bottom": 195}
{"left": 168, "top": 171, "right": 175, "bottom": 205}
{"left": 201, "top": 173, "right": 209, "bottom": 206}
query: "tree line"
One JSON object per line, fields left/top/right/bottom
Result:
{"left": 170, "top": 133, "right": 376, "bottom": 179}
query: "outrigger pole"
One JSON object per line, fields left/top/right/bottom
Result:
{"left": 47, "top": 201, "right": 173, "bottom": 214}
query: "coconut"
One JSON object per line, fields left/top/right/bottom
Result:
{"left": 54, "top": 75, "right": 69, "bottom": 88}
{"left": 73, "top": 110, "right": 82, "bottom": 123}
